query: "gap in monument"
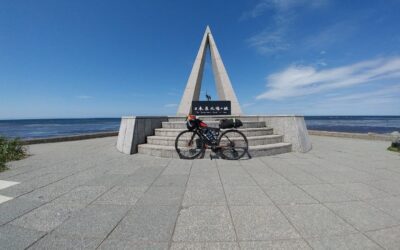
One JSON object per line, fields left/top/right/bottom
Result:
{"left": 200, "top": 48, "right": 218, "bottom": 101}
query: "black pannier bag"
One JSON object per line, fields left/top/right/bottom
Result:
{"left": 219, "top": 118, "right": 243, "bottom": 129}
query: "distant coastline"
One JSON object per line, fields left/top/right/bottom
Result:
{"left": 304, "top": 116, "right": 400, "bottom": 134}
{"left": 0, "top": 116, "right": 399, "bottom": 140}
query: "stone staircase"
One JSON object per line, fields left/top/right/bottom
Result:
{"left": 137, "top": 117, "right": 292, "bottom": 158}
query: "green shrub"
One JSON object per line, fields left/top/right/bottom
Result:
{"left": 388, "top": 146, "right": 400, "bottom": 153}
{"left": 0, "top": 149, "right": 6, "bottom": 172}
{"left": 0, "top": 136, "right": 27, "bottom": 172}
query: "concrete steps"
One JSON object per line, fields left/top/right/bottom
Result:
{"left": 162, "top": 121, "right": 266, "bottom": 129}
{"left": 137, "top": 117, "right": 292, "bottom": 158}
{"left": 138, "top": 143, "right": 292, "bottom": 159}
{"left": 155, "top": 127, "right": 274, "bottom": 137}
{"left": 147, "top": 134, "right": 284, "bottom": 147}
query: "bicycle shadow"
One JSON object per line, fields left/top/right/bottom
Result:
{"left": 199, "top": 150, "right": 252, "bottom": 160}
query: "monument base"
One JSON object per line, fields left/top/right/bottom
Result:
{"left": 116, "top": 116, "right": 168, "bottom": 154}
{"left": 116, "top": 115, "right": 311, "bottom": 157}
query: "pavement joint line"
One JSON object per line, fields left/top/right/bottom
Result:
{"left": 300, "top": 231, "right": 376, "bottom": 240}
{"left": 0, "top": 170, "right": 84, "bottom": 226}
{"left": 301, "top": 194, "right": 389, "bottom": 249}
{"left": 260, "top": 158, "right": 388, "bottom": 250}
{"left": 310, "top": 152, "right": 397, "bottom": 185}
{"left": 9, "top": 172, "right": 75, "bottom": 199}
{"left": 238, "top": 159, "right": 313, "bottom": 249}
{"left": 363, "top": 224, "right": 400, "bottom": 233}
{"left": 366, "top": 199, "right": 400, "bottom": 218}
{"left": 260, "top": 156, "right": 391, "bottom": 200}
{"left": 259, "top": 160, "right": 341, "bottom": 247}
{"left": 94, "top": 158, "right": 172, "bottom": 249}
{"left": 3, "top": 158, "right": 71, "bottom": 180}
{"left": 20, "top": 156, "right": 134, "bottom": 249}
{"left": 4, "top": 169, "right": 59, "bottom": 183}
{"left": 5, "top": 155, "right": 124, "bottom": 201}
{"left": 260, "top": 156, "right": 327, "bottom": 184}
{"left": 16, "top": 159, "right": 134, "bottom": 249}
{"left": 2, "top": 168, "right": 37, "bottom": 180}
{"left": 215, "top": 160, "right": 240, "bottom": 247}
{"left": 1, "top": 155, "right": 134, "bottom": 248}
{"left": 336, "top": 180, "right": 395, "bottom": 199}
{"left": 5, "top": 153, "right": 101, "bottom": 179}
{"left": 24, "top": 229, "right": 48, "bottom": 250}
{"left": 168, "top": 159, "right": 193, "bottom": 250}
{"left": 358, "top": 180, "right": 400, "bottom": 197}
{"left": 21, "top": 179, "right": 113, "bottom": 249}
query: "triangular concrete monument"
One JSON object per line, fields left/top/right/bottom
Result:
{"left": 177, "top": 26, "right": 242, "bottom": 116}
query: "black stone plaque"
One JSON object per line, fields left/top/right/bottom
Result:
{"left": 191, "top": 101, "right": 231, "bottom": 115}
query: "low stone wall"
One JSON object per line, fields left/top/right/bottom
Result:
{"left": 116, "top": 116, "right": 169, "bottom": 154}
{"left": 257, "top": 115, "right": 312, "bottom": 153}
{"left": 116, "top": 114, "right": 312, "bottom": 155}
{"left": 309, "top": 130, "right": 396, "bottom": 141}
{"left": 23, "top": 131, "right": 118, "bottom": 145}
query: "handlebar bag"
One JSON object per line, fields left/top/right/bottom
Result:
{"left": 219, "top": 118, "right": 243, "bottom": 129}
{"left": 186, "top": 119, "right": 208, "bottom": 130}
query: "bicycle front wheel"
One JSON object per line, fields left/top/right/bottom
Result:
{"left": 175, "top": 130, "right": 204, "bottom": 159}
{"left": 218, "top": 129, "right": 248, "bottom": 160}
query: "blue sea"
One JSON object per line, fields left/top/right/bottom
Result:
{"left": 0, "top": 116, "right": 399, "bottom": 139}
{"left": 0, "top": 118, "right": 121, "bottom": 139}
{"left": 304, "top": 116, "right": 400, "bottom": 134}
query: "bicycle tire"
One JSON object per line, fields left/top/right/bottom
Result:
{"left": 175, "top": 130, "right": 204, "bottom": 159}
{"left": 217, "top": 129, "right": 248, "bottom": 160}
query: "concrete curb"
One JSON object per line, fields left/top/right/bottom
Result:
{"left": 22, "top": 131, "right": 118, "bottom": 145}
{"left": 309, "top": 130, "right": 395, "bottom": 141}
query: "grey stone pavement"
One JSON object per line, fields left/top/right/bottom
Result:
{"left": 0, "top": 135, "right": 399, "bottom": 249}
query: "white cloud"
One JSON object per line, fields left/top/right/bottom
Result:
{"left": 241, "top": 0, "right": 328, "bottom": 20}
{"left": 76, "top": 95, "right": 93, "bottom": 99}
{"left": 245, "top": 0, "right": 328, "bottom": 54}
{"left": 240, "top": 1, "right": 273, "bottom": 20}
{"left": 328, "top": 84, "right": 400, "bottom": 102}
{"left": 307, "top": 85, "right": 400, "bottom": 115}
{"left": 164, "top": 103, "right": 177, "bottom": 108}
{"left": 247, "top": 30, "right": 290, "bottom": 54}
{"left": 257, "top": 57, "right": 400, "bottom": 100}
{"left": 304, "top": 20, "right": 357, "bottom": 50}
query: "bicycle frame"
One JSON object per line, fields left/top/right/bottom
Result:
{"left": 191, "top": 127, "right": 236, "bottom": 151}
{"left": 179, "top": 117, "right": 249, "bottom": 160}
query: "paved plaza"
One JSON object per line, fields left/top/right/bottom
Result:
{"left": 0, "top": 135, "right": 399, "bottom": 249}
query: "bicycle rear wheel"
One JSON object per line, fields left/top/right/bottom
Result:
{"left": 175, "top": 130, "right": 204, "bottom": 159}
{"left": 218, "top": 129, "right": 248, "bottom": 160}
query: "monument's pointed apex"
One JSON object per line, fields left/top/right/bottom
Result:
{"left": 205, "top": 25, "right": 211, "bottom": 34}
{"left": 177, "top": 26, "right": 242, "bottom": 116}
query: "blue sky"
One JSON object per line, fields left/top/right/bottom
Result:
{"left": 1, "top": 0, "right": 400, "bottom": 119}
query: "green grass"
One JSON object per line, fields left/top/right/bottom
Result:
{"left": 388, "top": 146, "right": 400, "bottom": 153}
{"left": 0, "top": 136, "right": 27, "bottom": 172}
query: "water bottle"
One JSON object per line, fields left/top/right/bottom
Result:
{"left": 211, "top": 129, "right": 219, "bottom": 138}
{"left": 204, "top": 128, "right": 215, "bottom": 142}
